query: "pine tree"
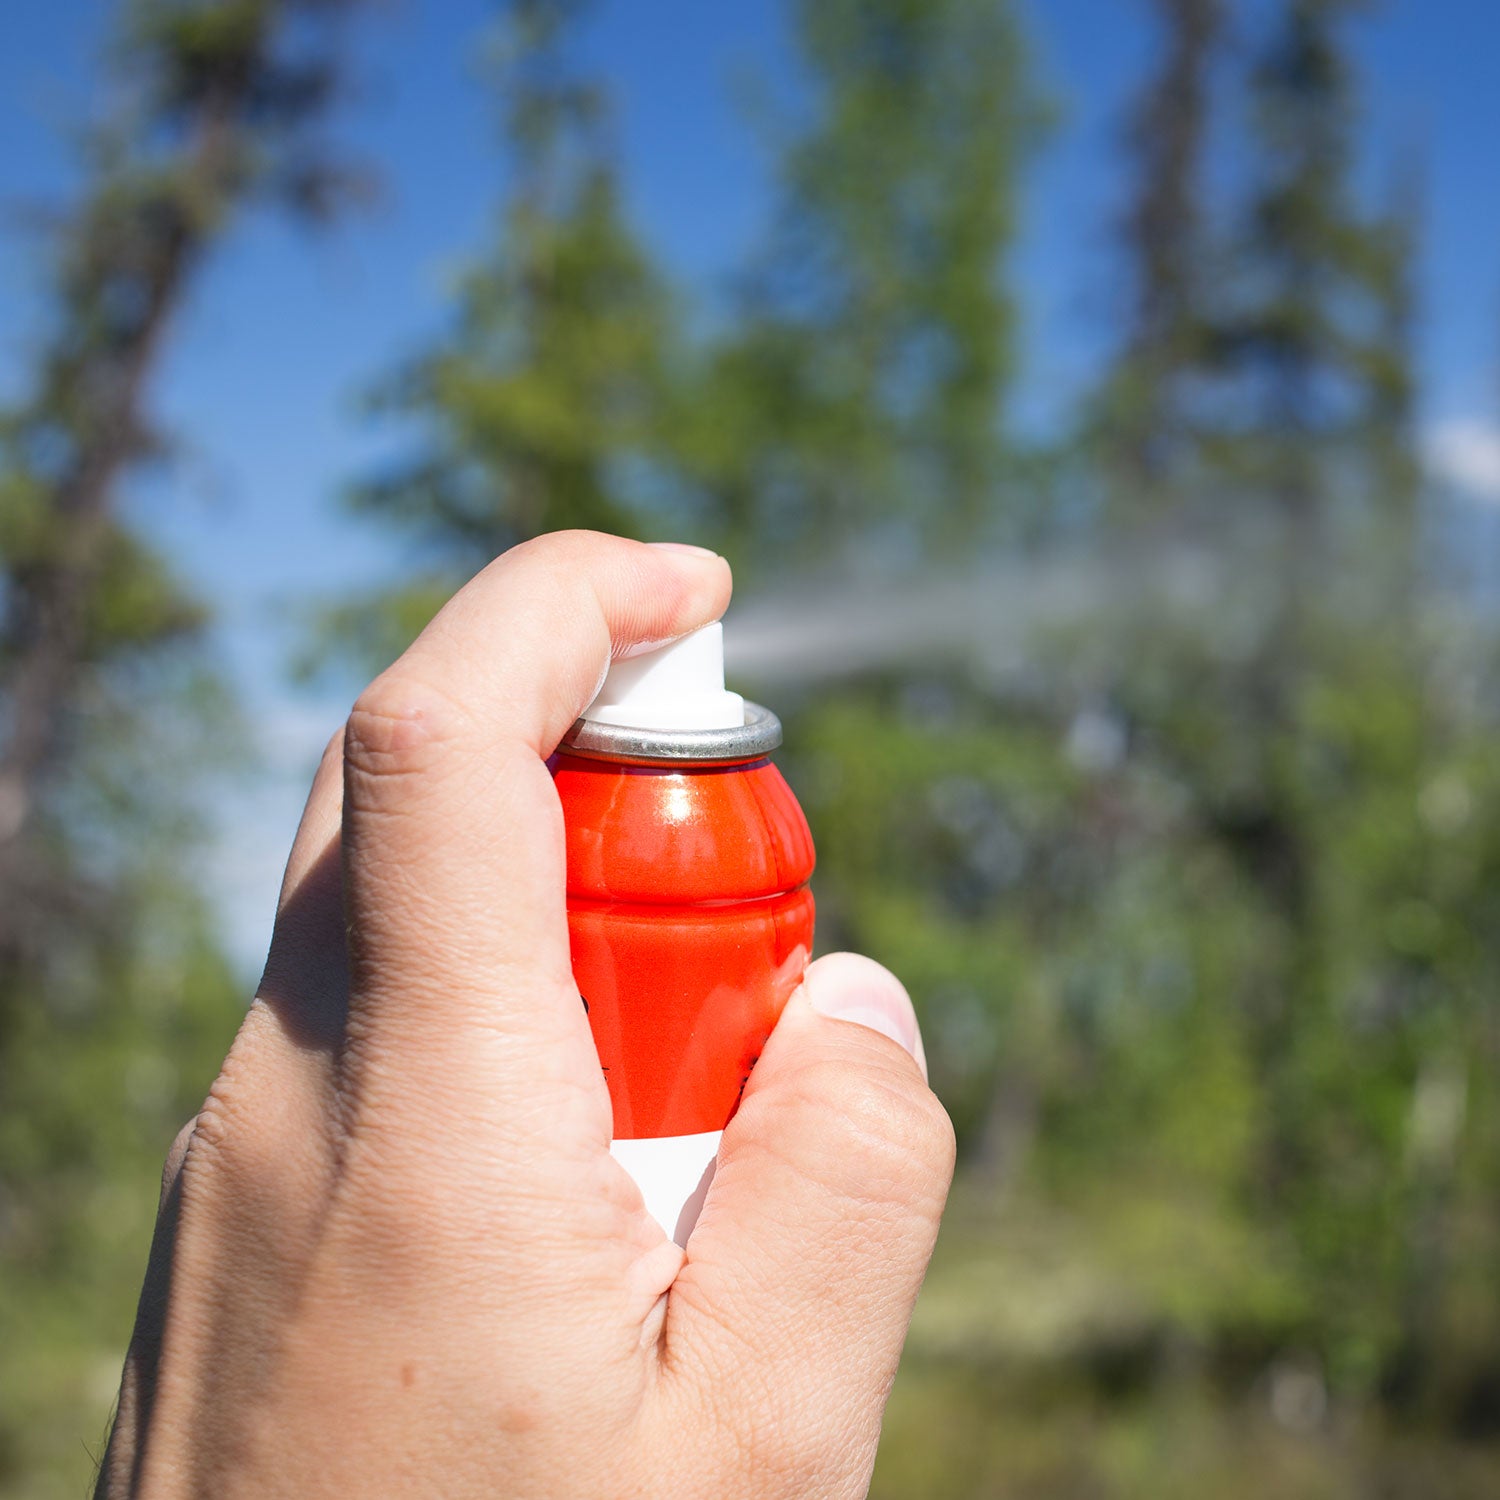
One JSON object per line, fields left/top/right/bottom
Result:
{"left": 1202, "top": 0, "right": 1420, "bottom": 945}
{"left": 1094, "top": 0, "right": 1224, "bottom": 509}
{"left": 1223, "top": 0, "right": 1406, "bottom": 529}
{"left": 318, "top": 0, "right": 677, "bottom": 675}
{"left": 677, "top": 0, "right": 1040, "bottom": 573}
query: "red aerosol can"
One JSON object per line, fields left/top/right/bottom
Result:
{"left": 553, "top": 624, "right": 815, "bottom": 1243}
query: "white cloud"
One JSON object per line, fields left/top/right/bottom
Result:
{"left": 1426, "top": 418, "right": 1500, "bottom": 505}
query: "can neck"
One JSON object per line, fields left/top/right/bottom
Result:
{"left": 559, "top": 701, "right": 782, "bottom": 764}
{"left": 554, "top": 750, "right": 772, "bottom": 774}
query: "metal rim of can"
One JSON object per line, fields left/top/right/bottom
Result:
{"left": 559, "top": 700, "right": 782, "bottom": 764}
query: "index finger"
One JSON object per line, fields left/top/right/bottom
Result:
{"left": 337, "top": 533, "right": 731, "bottom": 1158}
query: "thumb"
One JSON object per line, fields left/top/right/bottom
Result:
{"left": 661, "top": 954, "right": 955, "bottom": 1491}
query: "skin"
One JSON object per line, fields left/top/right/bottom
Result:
{"left": 97, "top": 532, "right": 955, "bottom": 1500}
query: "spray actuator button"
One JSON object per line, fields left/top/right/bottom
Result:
{"left": 584, "top": 623, "right": 745, "bottom": 732}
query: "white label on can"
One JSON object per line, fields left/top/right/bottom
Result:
{"left": 611, "top": 1130, "right": 722, "bottom": 1247}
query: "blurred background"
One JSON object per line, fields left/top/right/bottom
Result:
{"left": 3, "top": 0, "right": 1500, "bottom": 1494}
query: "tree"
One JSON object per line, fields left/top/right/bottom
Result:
{"left": 0, "top": 0, "right": 366, "bottom": 984}
{"left": 0, "top": 3, "right": 367, "bottom": 1493}
{"left": 1068, "top": 0, "right": 1500, "bottom": 1423}
{"left": 316, "top": 0, "right": 678, "bottom": 675}
{"left": 676, "top": 0, "right": 1040, "bottom": 573}
{"left": 1216, "top": 0, "right": 1414, "bottom": 533}
{"left": 1092, "top": 0, "right": 1224, "bottom": 509}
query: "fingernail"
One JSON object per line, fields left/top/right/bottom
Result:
{"left": 805, "top": 953, "right": 925, "bottom": 1075}
{"left": 647, "top": 541, "right": 720, "bottom": 559}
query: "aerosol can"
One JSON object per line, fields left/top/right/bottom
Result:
{"left": 553, "top": 624, "right": 815, "bottom": 1244}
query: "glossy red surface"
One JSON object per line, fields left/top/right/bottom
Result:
{"left": 552, "top": 755, "right": 815, "bottom": 903}
{"left": 553, "top": 753, "right": 815, "bottom": 1139}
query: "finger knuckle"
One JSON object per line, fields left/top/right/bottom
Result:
{"left": 345, "top": 675, "right": 466, "bottom": 787}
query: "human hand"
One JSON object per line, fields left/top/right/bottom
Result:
{"left": 98, "top": 532, "right": 954, "bottom": 1499}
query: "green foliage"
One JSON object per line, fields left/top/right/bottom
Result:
{"left": 357, "top": 168, "right": 673, "bottom": 550}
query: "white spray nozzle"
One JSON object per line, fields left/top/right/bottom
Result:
{"left": 583, "top": 622, "right": 745, "bottom": 732}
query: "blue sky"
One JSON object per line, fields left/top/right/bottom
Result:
{"left": 3, "top": 0, "right": 1500, "bottom": 968}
